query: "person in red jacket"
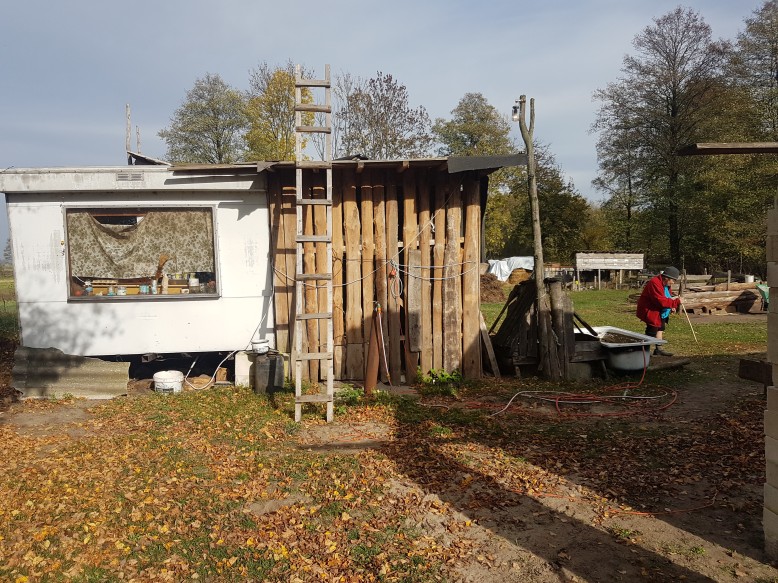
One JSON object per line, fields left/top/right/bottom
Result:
{"left": 636, "top": 266, "right": 683, "bottom": 356}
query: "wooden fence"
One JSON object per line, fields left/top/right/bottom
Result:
{"left": 269, "top": 162, "right": 484, "bottom": 382}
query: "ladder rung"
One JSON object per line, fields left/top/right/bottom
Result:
{"left": 296, "top": 79, "right": 330, "bottom": 88}
{"left": 296, "top": 352, "right": 333, "bottom": 361}
{"left": 296, "top": 125, "right": 331, "bottom": 134}
{"left": 296, "top": 160, "right": 332, "bottom": 169}
{"left": 296, "top": 394, "right": 333, "bottom": 404}
{"left": 295, "top": 104, "right": 331, "bottom": 113}
{"left": 296, "top": 273, "right": 332, "bottom": 281}
{"left": 296, "top": 198, "right": 332, "bottom": 206}
{"left": 296, "top": 312, "right": 333, "bottom": 321}
{"left": 296, "top": 235, "right": 331, "bottom": 243}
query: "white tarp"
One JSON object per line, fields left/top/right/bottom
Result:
{"left": 486, "top": 256, "right": 534, "bottom": 281}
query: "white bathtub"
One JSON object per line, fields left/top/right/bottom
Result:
{"left": 591, "top": 326, "right": 667, "bottom": 371}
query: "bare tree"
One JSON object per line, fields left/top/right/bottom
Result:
{"left": 332, "top": 72, "right": 434, "bottom": 159}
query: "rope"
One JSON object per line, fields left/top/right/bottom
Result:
{"left": 272, "top": 184, "right": 460, "bottom": 289}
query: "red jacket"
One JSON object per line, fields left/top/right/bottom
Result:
{"left": 636, "top": 274, "right": 681, "bottom": 327}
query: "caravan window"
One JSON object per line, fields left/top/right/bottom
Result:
{"left": 65, "top": 207, "right": 218, "bottom": 299}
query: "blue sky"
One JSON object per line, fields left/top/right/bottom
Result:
{"left": 0, "top": 0, "right": 764, "bottom": 216}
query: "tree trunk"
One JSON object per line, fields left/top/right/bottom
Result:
{"left": 517, "top": 96, "right": 559, "bottom": 380}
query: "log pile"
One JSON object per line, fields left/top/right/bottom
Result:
{"left": 680, "top": 288, "right": 760, "bottom": 314}
{"left": 629, "top": 282, "right": 763, "bottom": 314}
{"left": 682, "top": 281, "right": 761, "bottom": 314}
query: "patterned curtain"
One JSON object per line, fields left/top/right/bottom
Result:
{"left": 67, "top": 209, "right": 215, "bottom": 279}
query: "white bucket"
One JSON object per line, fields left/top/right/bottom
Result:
{"left": 745, "top": 275, "right": 755, "bottom": 283}
{"left": 153, "top": 370, "right": 184, "bottom": 394}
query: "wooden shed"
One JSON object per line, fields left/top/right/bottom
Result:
{"left": 0, "top": 155, "right": 522, "bottom": 390}
{"left": 224, "top": 155, "right": 522, "bottom": 383}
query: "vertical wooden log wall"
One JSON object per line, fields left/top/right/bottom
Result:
{"left": 268, "top": 166, "right": 484, "bottom": 383}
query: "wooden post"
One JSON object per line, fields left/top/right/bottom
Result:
{"left": 343, "top": 171, "right": 364, "bottom": 379}
{"left": 402, "top": 171, "right": 421, "bottom": 376}
{"left": 282, "top": 177, "right": 298, "bottom": 365}
{"left": 479, "top": 312, "right": 500, "bottom": 378}
{"left": 386, "top": 175, "right": 402, "bottom": 382}
{"left": 373, "top": 174, "right": 389, "bottom": 383}
{"left": 332, "top": 171, "right": 345, "bottom": 379}
{"left": 268, "top": 174, "right": 291, "bottom": 355}
{"left": 443, "top": 176, "right": 462, "bottom": 373}
{"left": 403, "top": 171, "right": 420, "bottom": 373}
{"left": 517, "top": 95, "right": 557, "bottom": 380}
{"left": 360, "top": 171, "right": 375, "bottom": 367}
{"left": 417, "top": 170, "right": 433, "bottom": 376}
{"left": 462, "top": 175, "right": 481, "bottom": 378}
{"left": 548, "top": 278, "right": 569, "bottom": 380}
{"left": 432, "top": 174, "right": 446, "bottom": 371}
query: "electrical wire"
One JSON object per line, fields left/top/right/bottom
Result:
{"left": 181, "top": 295, "right": 274, "bottom": 392}
{"left": 490, "top": 346, "right": 677, "bottom": 418}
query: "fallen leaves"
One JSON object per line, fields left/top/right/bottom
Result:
{"left": 0, "top": 379, "right": 773, "bottom": 581}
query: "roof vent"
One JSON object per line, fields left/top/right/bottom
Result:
{"left": 116, "top": 172, "right": 144, "bottom": 182}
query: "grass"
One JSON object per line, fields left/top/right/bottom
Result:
{"left": 0, "top": 277, "right": 17, "bottom": 342}
{"left": 484, "top": 287, "right": 766, "bottom": 359}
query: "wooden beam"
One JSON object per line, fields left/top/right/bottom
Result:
{"left": 417, "top": 170, "right": 433, "bottom": 376}
{"left": 332, "top": 171, "right": 345, "bottom": 379}
{"left": 373, "top": 173, "right": 389, "bottom": 383}
{"left": 269, "top": 174, "right": 291, "bottom": 356}
{"left": 443, "top": 176, "right": 463, "bottom": 373}
{"left": 360, "top": 171, "right": 375, "bottom": 369}
{"left": 432, "top": 174, "right": 446, "bottom": 370}
{"left": 403, "top": 172, "right": 420, "bottom": 372}
{"left": 479, "top": 311, "right": 500, "bottom": 378}
{"left": 462, "top": 175, "right": 481, "bottom": 379}
{"left": 386, "top": 176, "right": 403, "bottom": 382}
{"left": 343, "top": 171, "right": 364, "bottom": 379}
{"left": 678, "top": 142, "right": 778, "bottom": 156}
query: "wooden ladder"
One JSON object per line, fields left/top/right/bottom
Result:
{"left": 294, "top": 64, "right": 334, "bottom": 422}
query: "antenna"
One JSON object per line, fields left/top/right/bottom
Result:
{"left": 125, "top": 104, "right": 131, "bottom": 153}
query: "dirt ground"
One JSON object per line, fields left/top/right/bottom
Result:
{"left": 1, "top": 312, "right": 777, "bottom": 581}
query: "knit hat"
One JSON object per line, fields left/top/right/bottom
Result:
{"left": 662, "top": 266, "right": 680, "bottom": 280}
